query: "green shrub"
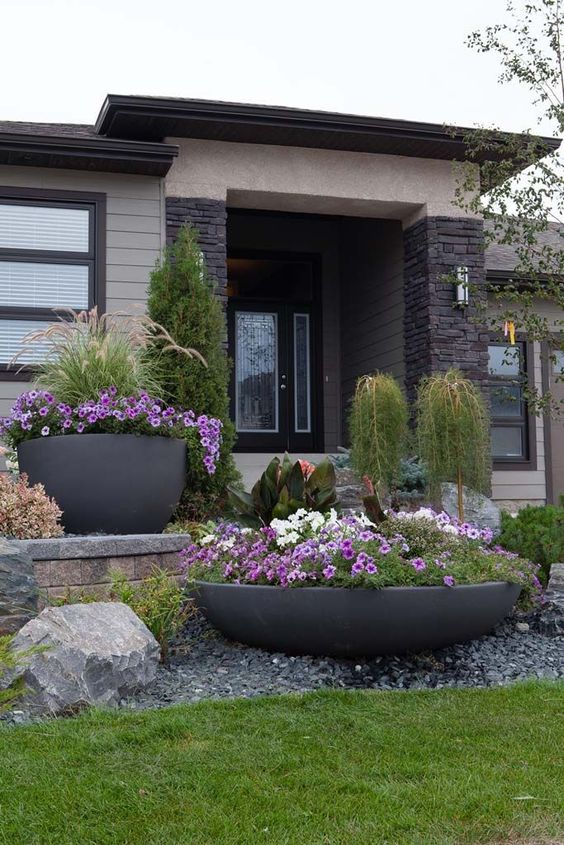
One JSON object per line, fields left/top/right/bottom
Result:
{"left": 392, "top": 457, "right": 427, "bottom": 508}
{"left": 0, "top": 636, "right": 22, "bottom": 714}
{"left": 416, "top": 369, "right": 490, "bottom": 517}
{"left": 147, "top": 225, "right": 239, "bottom": 520}
{"left": 110, "top": 569, "right": 192, "bottom": 663}
{"left": 0, "top": 636, "right": 38, "bottom": 714}
{"left": 497, "top": 505, "right": 564, "bottom": 582}
{"left": 228, "top": 454, "right": 338, "bottom": 528}
{"left": 349, "top": 373, "right": 409, "bottom": 496}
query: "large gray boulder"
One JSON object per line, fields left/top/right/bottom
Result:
{"left": 6, "top": 602, "right": 159, "bottom": 715}
{"left": 440, "top": 483, "right": 501, "bottom": 533}
{"left": 0, "top": 538, "right": 38, "bottom": 634}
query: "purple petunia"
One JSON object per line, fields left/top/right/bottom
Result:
{"left": 0, "top": 388, "right": 222, "bottom": 477}
{"left": 411, "top": 558, "right": 427, "bottom": 572}
{"left": 443, "top": 575, "right": 455, "bottom": 587}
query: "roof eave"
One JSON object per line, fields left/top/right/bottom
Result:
{"left": 0, "top": 132, "right": 178, "bottom": 177}
{"left": 94, "top": 94, "right": 562, "bottom": 175}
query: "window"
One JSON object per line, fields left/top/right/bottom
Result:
{"left": 488, "top": 342, "right": 530, "bottom": 464}
{"left": 0, "top": 191, "right": 104, "bottom": 374}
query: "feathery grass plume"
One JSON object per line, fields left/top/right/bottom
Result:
{"left": 416, "top": 369, "right": 490, "bottom": 518}
{"left": 10, "top": 307, "right": 205, "bottom": 406}
{"left": 349, "top": 373, "right": 409, "bottom": 497}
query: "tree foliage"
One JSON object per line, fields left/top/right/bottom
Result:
{"left": 147, "top": 225, "right": 239, "bottom": 519}
{"left": 453, "top": 0, "right": 564, "bottom": 415}
{"left": 349, "top": 373, "right": 409, "bottom": 497}
{"left": 416, "top": 370, "right": 491, "bottom": 516}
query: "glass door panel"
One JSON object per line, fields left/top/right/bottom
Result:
{"left": 228, "top": 300, "right": 315, "bottom": 453}
{"left": 293, "top": 313, "right": 311, "bottom": 433}
{"left": 235, "top": 311, "right": 278, "bottom": 433}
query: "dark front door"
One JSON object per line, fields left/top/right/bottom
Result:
{"left": 228, "top": 300, "right": 315, "bottom": 452}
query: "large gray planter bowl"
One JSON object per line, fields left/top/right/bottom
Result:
{"left": 193, "top": 580, "right": 521, "bottom": 657}
{"left": 18, "top": 433, "right": 186, "bottom": 535}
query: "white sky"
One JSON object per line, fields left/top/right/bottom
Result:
{"left": 0, "top": 0, "right": 556, "bottom": 136}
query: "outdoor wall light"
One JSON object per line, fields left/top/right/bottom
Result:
{"left": 455, "top": 265, "right": 470, "bottom": 307}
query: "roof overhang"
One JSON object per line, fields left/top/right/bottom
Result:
{"left": 0, "top": 132, "right": 178, "bottom": 176}
{"left": 95, "top": 95, "right": 562, "bottom": 176}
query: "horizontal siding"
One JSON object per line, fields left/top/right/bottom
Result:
{"left": 107, "top": 213, "right": 162, "bottom": 234}
{"left": 0, "top": 165, "right": 164, "bottom": 423}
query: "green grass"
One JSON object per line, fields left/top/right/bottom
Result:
{"left": 0, "top": 683, "right": 563, "bottom": 845}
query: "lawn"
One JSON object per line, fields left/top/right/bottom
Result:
{"left": 0, "top": 683, "right": 562, "bottom": 845}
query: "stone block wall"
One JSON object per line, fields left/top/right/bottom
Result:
{"left": 17, "top": 535, "right": 190, "bottom": 604}
{"left": 165, "top": 197, "right": 228, "bottom": 308}
{"left": 403, "top": 216, "right": 489, "bottom": 406}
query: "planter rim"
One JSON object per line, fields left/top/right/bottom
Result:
{"left": 193, "top": 580, "right": 518, "bottom": 592}
{"left": 18, "top": 432, "right": 185, "bottom": 445}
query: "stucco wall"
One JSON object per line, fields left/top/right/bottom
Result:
{"left": 0, "top": 165, "right": 164, "bottom": 418}
{"left": 166, "top": 138, "right": 476, "bottom": 224}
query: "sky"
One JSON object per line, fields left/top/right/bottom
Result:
{"left": 0, "top": 0, "right": 555, "bottom": 136}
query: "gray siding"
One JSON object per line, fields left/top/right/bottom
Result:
{"left": 0, "top": 165, "right": 164, "bottom": 418}
{"left": 340, "top": 219, "right": 404, "bottom": 435}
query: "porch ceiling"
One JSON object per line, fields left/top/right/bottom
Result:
{"left": 226, "top": 189, "right": 418, "bottom": 220}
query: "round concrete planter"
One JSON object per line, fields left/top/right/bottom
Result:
{"left": 193, "top": 580, "right": 522, "bottom": 657}
{"left": 18, "top": 434, "right": 186, "bottom": 535}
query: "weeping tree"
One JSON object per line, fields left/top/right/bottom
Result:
{"left": 349, "top": 373, "right": 409, "bottom": 502}
{"left": 416, "top": 370, "right": 490, "bottom": 520}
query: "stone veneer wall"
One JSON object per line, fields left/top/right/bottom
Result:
{"left": 165, "top": 197, "right": 228, "bottom": 308}
{"left": 16, "top": 534, "right": 191, "bottom": 603}
{"left": 403, "top": 216, "right": 489, "bottom": 406}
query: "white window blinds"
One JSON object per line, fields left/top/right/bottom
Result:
{"left": 0, "top": 319, "right": 52, "bottom": 365}
{"left": 0, "top": 262, "right": 89, "bottom": 309}
{"left": 0, "top": 204, "right": 90, "bottom": 253}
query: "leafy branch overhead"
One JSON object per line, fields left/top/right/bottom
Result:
{"left": 452, "top": 0, "right": 564, "bottom": 415}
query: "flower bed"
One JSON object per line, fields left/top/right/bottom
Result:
{"left": 0, "top": 389, "right": 223, "bottom": 535}
{"left": 181, "top": 508, "right": 540, "bottom": 657}
{"left": 1, "top": 388, "right": 222, "bottom": 474}
{"left": 181, "top": 508, "right": 541, "bottom": 598}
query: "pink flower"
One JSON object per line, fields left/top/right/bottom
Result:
{"left": 298, "top": 459, "right": 316, "bottom": 479}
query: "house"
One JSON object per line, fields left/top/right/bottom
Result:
{"left": 0, "top": 94, "right": 561, "bottom": 507}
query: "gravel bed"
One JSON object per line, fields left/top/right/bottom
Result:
{"left": 122, "top": 605, "right": 564, "bottom": 710}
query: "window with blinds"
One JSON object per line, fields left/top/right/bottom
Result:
{"left": 0, "top": 197, "right": 95, "bottom": 371}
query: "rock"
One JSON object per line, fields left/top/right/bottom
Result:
{"left": 440, "top": 483, "right": 501, "bottom": 532}
{"left": 546, "top": 563, "right": 564, "bottom": 607}
{"left": 0, "top": 538, "right": 38, "bottom": 634}
{"left": 515, "top": 622, "right": 530, "bottom": 633}
{"left": 6, "top": 602, "right": 159, "bottom": 715}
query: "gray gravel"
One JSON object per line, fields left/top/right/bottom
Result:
{"left": 3, "top": 605, "right": 562, "bottom": 725}
{"left": 122, "top": 604, "right": 564, "bottom": 710}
